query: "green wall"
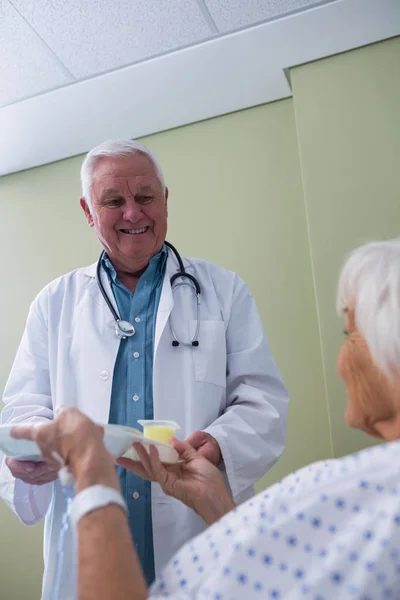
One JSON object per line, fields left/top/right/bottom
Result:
{"left": 291, "top": 36, "right": 400, "bottom": 457}
{"left": 0, "top": 36, "right": 398, "bottom": 598}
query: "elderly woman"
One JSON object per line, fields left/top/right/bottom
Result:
{"left": 12, "top": 238, "right": 400, "bottom": 599}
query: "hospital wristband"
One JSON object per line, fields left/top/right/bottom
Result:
{"left": 70, "top": 485, "right": 127, "bottom": 528}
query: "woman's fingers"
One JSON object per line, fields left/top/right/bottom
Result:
{"left": 10, "top": 425, "right": 35, "bottom": 440}
{"left": 117, "top": 443, "right": 170, "bottom": 489}
{"left": 148, "top": 444, "right": 169, "bottom": 486}
{"left": 96, "top": 425, "right": 105, "bottom": 437}
{"left": 116, "top": 457, "right": 150, "bottom": 479}
{"left": 38, "top": 448, "right": 63, "bottom": 469}
{"left": 33, "top": 441, "right": 61, "bottom": 469}
{"left": 11, "top": 424, "right": 61, "bottom": 468}
{"left": 134, "top": 443, "right": 155, "bottom": 477}
{"left": 117, "top": 443, "right": 156, "bottom": 480}
{"left": 10, "top": 410, "right": 106, "bottom": 482}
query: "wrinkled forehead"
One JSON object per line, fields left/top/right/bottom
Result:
{"left": 92, "top": 155, "right": 160, "bottom": 195}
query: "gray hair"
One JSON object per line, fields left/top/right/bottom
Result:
{"left": 337, "top": 237, "right": 400, "bottom": 376}
{"left": 80, "top": 139, "right": 166, "bottom": 208}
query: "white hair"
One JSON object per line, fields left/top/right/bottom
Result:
{"left": 80, "top": 139, "right": 166, "bottom": 208}
{"left": 337, "top": 238, "right": 400, "bottom": 376}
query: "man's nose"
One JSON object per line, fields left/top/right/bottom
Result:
{"left": 122, "top": 199, "right": 143, "bottom": 222}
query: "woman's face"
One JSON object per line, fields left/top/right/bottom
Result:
{"left": 337, "top": 308, "right": 397, "bottom": 438}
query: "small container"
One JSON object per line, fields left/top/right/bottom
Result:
{"left": 137, "top": 420, "right": 180, "bottom": 445}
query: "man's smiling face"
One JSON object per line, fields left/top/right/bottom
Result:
{"left": 80, "top": 152, "right": 168, "bottom": 272}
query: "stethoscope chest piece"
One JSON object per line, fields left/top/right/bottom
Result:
{"left": 115, "top": 320, "right": 135, "bottom": 339}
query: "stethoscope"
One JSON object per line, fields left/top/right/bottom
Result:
{"left": 96, "top": 241, "right": 201, "bottom": 347}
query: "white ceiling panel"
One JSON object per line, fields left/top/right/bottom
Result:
{"left": 205, "top": 0, "right": 337, "bottom": 32}
{"left": 2, "top": 0, "right": 398, "bottom": 177}
{"left": 11, "top": 0, "right": 213, "bottom": 79}
{"left": 0, "top": 0, "right": 73, "bottom": 107}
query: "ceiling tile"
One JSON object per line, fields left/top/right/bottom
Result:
{"left": 0, "top": 0, "right": 73, "bottom": 107}
{"left": 11, "top": 0, "right": 213, "bottom": 79}
{"left": 205, "top": 0, "right": 337, "bottom": 32}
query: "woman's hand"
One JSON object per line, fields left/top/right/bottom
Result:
{"left": 11, "top": 407, "right": 119, "bottom": 492}
{"left": 117, "top": 439, "right": 235, "bottom": 525}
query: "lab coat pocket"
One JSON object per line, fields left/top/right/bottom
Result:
{"left": 191, "top": 320, "right": 227, "bottom": 388}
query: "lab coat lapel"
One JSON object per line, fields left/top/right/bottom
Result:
{"left": 154, "top": 255, "right": 175, "bottom": 354}
{"left": 83, "top": 261, "right": 119, "bottom": 316}
{"left": 79, "top": 262, "right": 120, "bottom": 423}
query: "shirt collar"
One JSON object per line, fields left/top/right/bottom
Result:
{"left": 101, "top": 244, "right": 167, "bottom": 284}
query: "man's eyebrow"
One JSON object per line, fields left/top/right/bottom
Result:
{"left": 99, "top": 185, "right": 155, "bottom": 199}
{"left": 135, "top": 185, "right": 154, "bottom": 193}
{"left": 99, "top": 188, "right": 123, "bottom": 200}
{"left": 101, "top": 187, "right": 122, "bottom": 196}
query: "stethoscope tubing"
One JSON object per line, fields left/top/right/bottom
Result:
{"left": 96, "top": 241, "right": 201, "bottom": 345}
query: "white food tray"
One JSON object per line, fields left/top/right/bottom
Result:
{"left": 0, "top": 424, "right": 179, "bottom": 464}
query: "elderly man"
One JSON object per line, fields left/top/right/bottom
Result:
{"left": 0, "top": 139, "right": 288, "bottom": 599}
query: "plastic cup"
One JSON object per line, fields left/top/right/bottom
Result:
{"left": 137, "top": 420, "right": 180, "bottom": 445}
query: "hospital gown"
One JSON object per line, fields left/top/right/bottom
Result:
{"left": 149, "top": 441, "right": 400, "bottom": 599}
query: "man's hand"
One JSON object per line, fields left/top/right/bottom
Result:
{"left": 184, "top": 430, "right": 222, "bottom": 466}
{"left": 5, "top": 458, "right": 58, "bottom": 486}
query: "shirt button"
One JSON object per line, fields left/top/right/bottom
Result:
{"left": 133, "top": 352, "right": 140, "bottom": 359}
{"left": 135, "top": 316, "right": 141, "bottom": 323}
{"left": 100, "top": 370, "right": 109, "bottom": 381}
{"left": 132, "top": 394, "right": 139, "bottom": 402}
{"left": 132, "top": 491, "right": 140, "bottom": 500}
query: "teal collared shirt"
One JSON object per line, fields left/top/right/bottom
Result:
{"left": 102, "top": 245, "right": 167, "bottom": 586}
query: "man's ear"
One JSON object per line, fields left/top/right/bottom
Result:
{"left": 80, "top": 197, "right": 94, "bottom": 227}
{"left": 164, "top": 187, "right": 169, "bottom": 214}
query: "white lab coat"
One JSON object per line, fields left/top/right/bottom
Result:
{"left": 0, "top": 251, "right": 288, "bottom": 600}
